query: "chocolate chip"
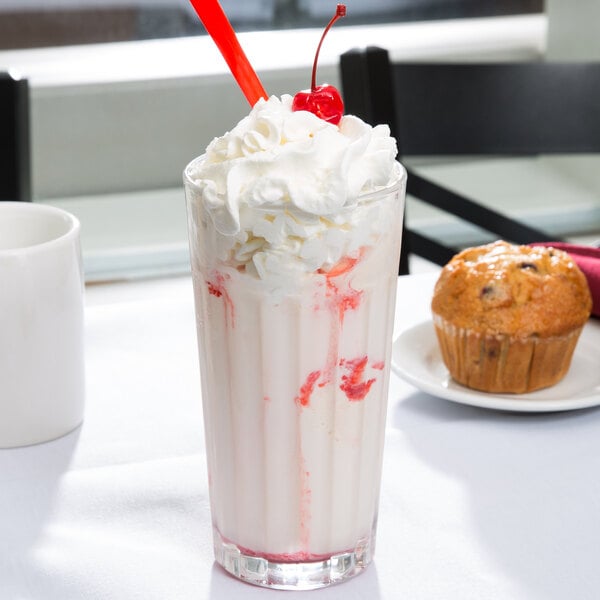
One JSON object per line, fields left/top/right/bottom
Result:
{"left": 518, "top": 262, "right": 538, "bottom": 271}
{"left": 479, "top": 282, "right": 512, "bottom": 307}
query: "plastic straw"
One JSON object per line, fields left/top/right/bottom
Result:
{"left": 189, "top": 0, "right": 268, "bottom": 107}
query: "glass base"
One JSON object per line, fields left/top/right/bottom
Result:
{"left": 213, "top": 529, "right": 374, "bottom": 590}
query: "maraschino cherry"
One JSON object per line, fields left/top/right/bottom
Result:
{"left": 292, "top": 4, "right": 346, "bottom": 125}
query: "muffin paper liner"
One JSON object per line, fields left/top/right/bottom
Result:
{"left": 432, "top": 314, "right": 583, "bottom": 394}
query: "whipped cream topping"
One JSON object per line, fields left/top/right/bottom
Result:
{"left": 188, "top": 95, "right": 398, "bottom": 234}
{"left": 185, "top": 95, "right": 402, "bottom": 289}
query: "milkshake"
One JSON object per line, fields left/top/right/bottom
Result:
{"left": 184, "top": 94, "right": 405, "bottom": 589}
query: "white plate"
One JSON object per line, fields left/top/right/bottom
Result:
{"left": 392, "top": 319, "right": 600, "bottom": 412}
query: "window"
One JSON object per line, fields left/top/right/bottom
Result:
{"left": 0, "top": 0, "right": 543, "bottom": 50}
{"left": 0, "top": 1, "right": 550, "bottom": 281}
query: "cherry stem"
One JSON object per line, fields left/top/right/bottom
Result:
{"left": 310, "top": 4, "right": 346, "bottom": 92}
{"left": 188, "top": 0, "right": 268, "bottom": 107}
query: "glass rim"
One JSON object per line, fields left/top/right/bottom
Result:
{"left": 0, "top": 201, "right": 80, "bottom": 256}
{"left": 183, "top": 155, "right": 407, "bottom": 203}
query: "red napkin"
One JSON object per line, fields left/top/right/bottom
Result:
{"left": 533, "top": 242, "right": 600, "bottom": 318}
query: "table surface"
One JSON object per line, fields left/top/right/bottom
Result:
{"left": 2, "top": 273, "right": 600, "bottom": 600}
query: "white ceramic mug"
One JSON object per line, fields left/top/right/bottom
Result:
{"left": 0, "top": 202, "right": 85, "bottom": 448}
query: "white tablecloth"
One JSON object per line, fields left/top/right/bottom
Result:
{"left": 1, "top": 273, "right": 599, "bottom": 600}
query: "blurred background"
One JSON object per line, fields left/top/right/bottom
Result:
{"left": 0, "top": 0, "right": 543, "bottom": 50}
{"left": 0, "top": 0, "right": 598, "bottom": 280}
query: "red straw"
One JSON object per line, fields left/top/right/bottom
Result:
{"left": 188, "top": 0, "right": 268, "bottom": 107}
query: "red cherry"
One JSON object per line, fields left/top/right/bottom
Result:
{"left": 292, "top": 84, "right": 344, "bottom": 124}
{"left": 292, "top": 4, "right": 346, "bottom": 125}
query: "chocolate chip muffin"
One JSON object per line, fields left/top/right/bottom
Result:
{"left": 431, "top": 241, "right": 592, "bottom": 393}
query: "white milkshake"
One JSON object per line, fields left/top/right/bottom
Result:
{"left": 184, "top": 95, "right": 405, "bottom": 589}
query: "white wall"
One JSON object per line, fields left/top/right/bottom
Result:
{"left": 546, "top": 0, "right": 600, "bottom": 59}
{"left": 0, "top": 15, "right": 546, "bottom": 199}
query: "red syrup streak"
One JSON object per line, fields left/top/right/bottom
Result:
{"left": 371, "top": 360, "right": 385, "bottom": 371}
{"left": 290, "top": 251, "right": 372, "bottom": 554}
{"left": 207, "top": 282, "right": 222, "bottom": 297}
{"left": 320, "top": 253, "right": 360, "bottom": 278}
{"left": 228, "top": 537, "right": 342, "bottom": 563}
{"left": 294, "top": 370, "right": 322, "bottom": 407}
{"left": 339, "top": 356, "right": 376, "bottom": 401}
{"left": 206, "top": 272, "right": 235, "bottom": 327}
{"left": 298, "top": 458, "right": 311, "bottom": 552}
{"left": 319, "top": 249, "right": 366, "bottom": 323}
{"left": 317, "top": 276, "right": 362, "bottom": 389}
{"left": 314, "top": 249, "right": 366, "bottom": 388}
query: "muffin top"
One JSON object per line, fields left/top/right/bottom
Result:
{"left": 431, "top": 241, "right": 592, "bottom": 338}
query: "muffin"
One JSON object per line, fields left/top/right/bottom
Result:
{"left": 431, "top": 241, "right": 592, "bottom": 393}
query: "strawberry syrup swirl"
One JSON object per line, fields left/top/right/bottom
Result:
{"left": 295, "top": 370, "right": 322, "bottom": 407}
{"left": 339, "top": 356, "right": 376, "bottom": 401}
{"left": 294, "top": 248, "right": 384, "bottom": 406}
{"left": 229, "top": 536, "right": 341, "bottom": 563}
{"left": 298, "top": 456, "right": 312, "bottom": 552}
{"left": 315, "top": 249, "right": 365, "bottom": 388}
{"left": 208, "top": 249, "right": 385, "bottom": 557}
{"left": 206, "top": 272, "right": 235, "bottom": 327}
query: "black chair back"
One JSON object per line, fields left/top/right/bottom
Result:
{"left": 0, "top": 72, "right": 31, "bottom": 202}
{"left": 340, "top": 47, "right": 600, "bottom": 272}
{"left": 391, "top": 63, "right": 600, "bottom": 156}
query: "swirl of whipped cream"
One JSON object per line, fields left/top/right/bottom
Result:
{"left": 185, "top": 95, "right": 403, "bottom": 293}
{"left": 187, "top": 95, "right": 398, "bottom": 235}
